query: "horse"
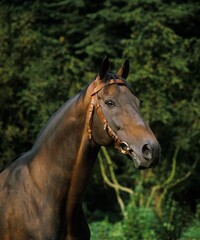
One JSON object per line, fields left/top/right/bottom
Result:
{"left": 0, "top": 57, "right": 160, "bottom": 240}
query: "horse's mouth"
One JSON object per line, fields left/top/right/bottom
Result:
{"left": 115, "top": 141, "right": 159, "bottom": 169}
{"left": 127, "top": 151, "right": 140, "bottom": 168}
{"left": 127, "top": 150, "right": 154, "bottom": 170}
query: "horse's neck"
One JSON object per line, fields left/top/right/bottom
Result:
{"left": 29, "top": 94, "right": 99, "bottom": 202}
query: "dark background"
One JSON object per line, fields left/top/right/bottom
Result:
{"left": 0, "top": 0, "right": 199, "bottom": 239}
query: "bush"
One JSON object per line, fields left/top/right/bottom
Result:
{"left": 123, "top": 205, "right": 158, "bottom": 240}
{"left": 179, "top": 203, "right": 200, "bottom": 240}
{"left": 90, "top": 219, "right": 125, "bottom": 240}
{"left": 179, "top": 220, "right": 200, "bottom": 240}
{"left": 90, "top": 196, "right": 193, "bottom": 240}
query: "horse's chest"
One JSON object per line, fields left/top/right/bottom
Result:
{"left": 0, "top": 173, "right": 65, "bottom": 239}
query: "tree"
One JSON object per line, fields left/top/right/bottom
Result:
{"left": 0, "top": 0, "right": 200, "bottom": 238}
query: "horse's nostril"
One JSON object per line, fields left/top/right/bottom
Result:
{"left": 142, "top": 144, "right": 152, "bottom": 160}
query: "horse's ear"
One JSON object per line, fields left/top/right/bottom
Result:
{"left": 96, "top": 56, "right": 110, "bottom": 81}
{"left": 117, "top": 59, "right": 130, "bottom": 79}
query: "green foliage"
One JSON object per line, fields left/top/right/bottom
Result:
{"left": 0, "top": 0, "right": 200, "bottom": 239}
{"left": 90, "top": 219, "right": 125, "bottom": 240}
{"left": 90, "top": 195, "right": 191, "bottom": 240}
{"left": 179, "top": 220, "right": 200, "bottom": 240}
{"left": 123, "top": 205, "right": 158, "bottom": 240}
{"left": 0, "top": 2, "right": 92, "bottom": 167}
{"left": 179, "top": 204, "right": 200, "bottom": 240}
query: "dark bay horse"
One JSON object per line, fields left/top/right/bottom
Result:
{"left": 0, "top": 57, "right": 160, "bottom": 240}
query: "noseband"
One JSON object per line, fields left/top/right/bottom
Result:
{"left": 87, "top": 78, "right": 132, "bottom": 155}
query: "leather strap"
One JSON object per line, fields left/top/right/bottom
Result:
{"left": 87, "top": 78, "right": 129, "bottom": 150}
{"left": 91, "top": 79, "right": 126, "bottom": 96}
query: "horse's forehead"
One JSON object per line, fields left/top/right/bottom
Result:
{"left": 101, "top": 83, "right": 136, "bottom": 101}
{"left": 101, "top": 84, "right": 120, "bottom": 96}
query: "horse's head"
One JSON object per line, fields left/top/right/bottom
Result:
{"left": 87, "top": 57, "right": 160, "bottom": 169}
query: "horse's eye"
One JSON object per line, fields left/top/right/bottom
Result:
{"left": 105, "top": 100, "right": 115, "bottom": 108}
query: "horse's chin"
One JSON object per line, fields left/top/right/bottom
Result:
{"left": 127, "top": 152, "right": 153, "bottom": 170}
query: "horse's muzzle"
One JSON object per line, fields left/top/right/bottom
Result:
{"left": 127, "top": 141, "right": 161, "bottom": 169}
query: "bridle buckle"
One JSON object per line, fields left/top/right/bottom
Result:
{"left": 119, "top": 141, "right": 132, "bottom": 155}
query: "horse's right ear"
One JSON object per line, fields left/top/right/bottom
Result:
{"left": 96, "top": 56, "right": 110, "bottom": 82}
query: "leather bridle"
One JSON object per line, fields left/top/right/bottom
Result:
{"left": 87, "top": 78, "right": 133, "bottom": 155}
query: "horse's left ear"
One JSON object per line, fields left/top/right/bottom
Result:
{"left": 117, "top": 59, "right": 130, "bottom": 79}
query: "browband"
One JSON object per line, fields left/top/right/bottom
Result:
{"left": 91, "top": 79, "right": 126, "bottom": 96}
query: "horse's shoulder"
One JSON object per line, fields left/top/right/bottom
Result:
{"left": 0, "top": 168, "right": 9, "bottom": 191}
{"left": 0, "top": 156, "right": 31, "bottom": 190}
